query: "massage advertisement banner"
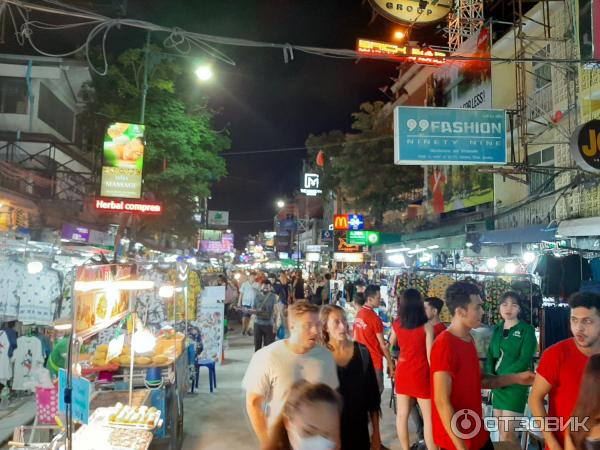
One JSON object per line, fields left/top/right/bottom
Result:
{"left": 101, "top": 122, "right": 145, "bottom": 199}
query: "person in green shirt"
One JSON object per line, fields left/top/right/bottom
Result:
{"left": 485, "top": 291, "right": 537, "bottom": 445}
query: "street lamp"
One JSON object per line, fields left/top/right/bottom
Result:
{"left": 194, "top": 65, "right": 213, "bottom": 81}
{"left": 276, "top": 200, "right": 285, "bottom": 209}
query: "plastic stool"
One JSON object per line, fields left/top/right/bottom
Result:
{"left": 195, "top": 358, "right": 217, "bottom": 393}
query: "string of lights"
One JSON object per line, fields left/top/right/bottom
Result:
{"left": 2, "top": 0, "right": 599, "bottom": 78}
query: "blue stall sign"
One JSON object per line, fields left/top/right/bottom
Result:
{"left": 394, "top": 106, "right": 507, "bottom": 165}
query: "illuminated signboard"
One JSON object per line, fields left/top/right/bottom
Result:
{"left": 347, "top": 231, "right": 381, "bottom": 245}
{"left": 368, "top": 0, "right": 453, "bottom": 26}
{"left": 334, "top": 236, "right": 364, "bottom": 253}
{"left": 334, "top": 214, "right": 365, "bottom": 231}
{"left": 94, "top": 198, "right": 163, "bottom": 215}
{"left": 357, "top": 39, "right": 446, "bottom": 66}
{"left": 300, "top": 173, "right": 322, "bottom": 196}
{"left": 334, "top": 214, "right": 349, "bottom": 230}
{"left": 101, "top": 122, "right": 145, "bottom": 199}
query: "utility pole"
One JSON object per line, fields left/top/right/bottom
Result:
{"left": 140, "top": 31, "right": 151, "bottom": 124}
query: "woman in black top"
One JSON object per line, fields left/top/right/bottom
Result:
{"left": 320, "top": 305, "right": 382, "bottom": 450}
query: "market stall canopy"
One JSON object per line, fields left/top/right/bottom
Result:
{"left": 557, "top": 217, "right": 600, "bottom": 237}
{"left": 479, "top": 225, "right": 557, "bottom": 245}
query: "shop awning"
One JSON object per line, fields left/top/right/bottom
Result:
{"left": 479, "top": 225, "right": 556, "bottom": 245}
{"left": 557, "top": 217, "right": 600, "bottom": 237}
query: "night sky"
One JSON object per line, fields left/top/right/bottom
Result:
{"left": 5, "top": 0, "right": 447, "bottom": 246}
{"left": 128, "top": 0, "right": 444, "bottom": 244}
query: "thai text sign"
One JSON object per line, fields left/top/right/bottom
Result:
{"left": 347, "top": 230, "right": 380, "bottom": 245}
{"left": 101, "top": 123, "right": 145, "bottom": 198}
{"left": 394, "top": 107, "right": 507, "bottom": 165}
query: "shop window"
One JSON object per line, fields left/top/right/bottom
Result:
{"left": 529, "top": 147, "right": 555, "bottom": 195}
{"left": 0, "top": 77, "right": 28, "bottom": 114}
{"left": 38, "top": 83, "right": 74, "bottom": 140}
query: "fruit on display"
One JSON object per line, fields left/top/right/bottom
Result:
{"left": 108, "top": 403, "right": 161, "bottom": 429}
{"left": 428, "top": 275, "right": 454, "bottom": 323}
{"left": 483, "top": 278, "right": 511, "bottom": 326}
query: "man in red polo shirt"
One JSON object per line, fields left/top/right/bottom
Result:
{"left": 431, "top": 281, "right": 534, "bottom": 450}
{"left": 354, "top": 284, "right": 395, "bottom": 393}
{"left": 529, "top": 292, "right": 600, "bottom": 450}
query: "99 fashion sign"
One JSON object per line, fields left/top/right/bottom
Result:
{"left": 571, "top": 120, "right": 600, "bottom": 173}
{"left": 101, "top": 122, "right": 145, "bottom": 199}
{"left": 369, "top": 0, "right": 453, "bottom": 25}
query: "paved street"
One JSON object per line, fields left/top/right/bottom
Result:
{"left": 181, "top": 330, "right": 406, "bottom": 450}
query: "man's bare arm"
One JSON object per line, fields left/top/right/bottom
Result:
{"left": 246, "top": 392, "right": 269, "bottom": 449}
{"left": 529, "top": 374, "right": 563, "bottom": 450}
{"left": 434, "top": 371, "right": 467, "bottom": 450}
{"left": 481, "top": 370, "right": 535, "bottom": 390}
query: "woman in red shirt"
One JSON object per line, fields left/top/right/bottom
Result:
{"left": 389, "top": 289, "right": 436, "bottom": 450}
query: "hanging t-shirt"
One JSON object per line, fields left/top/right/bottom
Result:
{"left": 561, "top": 255, "right": 592, "bottom": 298}
{"left": 12, "top": 336, "right": 44, "bottom": 390}
{"left": 536, "top": 338, "right": 590, "bottom": 449}
{"left": 430, "top": 331, "right": 490, "bottom": 450}
{"left": 17, "top": 271, "right": 61, "bottom": 325}
{"left": 0, "top": 331, "right": 13, "bottom": 383}
{"left": 353, "top": 306, "right": 384, "bottom": 370}
{"left": 0, "top": 261, "right": 25, "bottom": 320}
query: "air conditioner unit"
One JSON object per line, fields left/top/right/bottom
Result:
{"left": 465, "top": 222, "right": 487, "bottom": 234}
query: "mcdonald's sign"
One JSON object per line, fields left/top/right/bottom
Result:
{"left": 334, "top": 214, "right": 349, "bottom": 230}
{"left": 334, "top": 214, "right": 365, "bottom": 231}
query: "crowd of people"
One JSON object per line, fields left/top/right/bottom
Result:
{"left": 221, "top": 269, "right": 600, "bottom": 450}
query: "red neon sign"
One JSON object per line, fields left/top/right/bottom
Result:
{"left": 94, "top": 198, "right": 163, "bottom": 215}
{"left": 357, "top": 39, "right": 446, "bottom": 66}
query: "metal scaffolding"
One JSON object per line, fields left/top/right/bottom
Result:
{"left": 447, "top": 0, "right": 485, "bottom": 52}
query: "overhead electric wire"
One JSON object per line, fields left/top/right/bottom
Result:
{"left": 221, "top": 135, "right": 394, "bottom": 156}
{"left": 3, "top": 0, "right": 599, "bottom": 76}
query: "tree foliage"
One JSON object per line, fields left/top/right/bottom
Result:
{"left": 82, "top": 48, "right": 229, "bottom": 239}
{"left": 306, "top": 101, "right": 422, "bottom": 227}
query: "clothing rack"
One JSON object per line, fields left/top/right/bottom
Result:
{"left": 389, "top": 267, "right": 536, "bottom": 329}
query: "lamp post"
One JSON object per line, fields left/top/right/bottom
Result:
{"left": 139, "top": 31, "right": 214, "bottom": 124}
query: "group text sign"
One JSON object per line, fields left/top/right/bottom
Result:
{"left": 394, "top": 107, "right": 507, "bottom": 165}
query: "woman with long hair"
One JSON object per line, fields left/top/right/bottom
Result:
{"left": 485, "top": 291, "right": 537, "bottom": 444}
{"left": 567, "top": 354, "right": 600, "bottom": 450}
{"left": 266, "top": 381, "right": 342, "bottom": 450}
{"left": 389, "top": 289, "right": 436, "bottom": 450}
{"left": 320, "top": 305, "right": 382, "bottom": 450}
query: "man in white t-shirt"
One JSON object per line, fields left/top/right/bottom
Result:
{"left": 239, "top": 272, "right": 259, "bottom": 336}
{"left": 242, "top": 301, "right": 339, "bottom": 448}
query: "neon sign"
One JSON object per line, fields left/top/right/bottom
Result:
{"left": 357, "top": 39, "right": 446, "bottom": 66}
{"left": 94, "top": 198, "right": 163, "bottom": 215}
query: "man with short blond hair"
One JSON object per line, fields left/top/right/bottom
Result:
{"left": 243, "top": 301, "right": 339, "bottom": 448}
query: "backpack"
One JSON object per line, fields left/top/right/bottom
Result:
{"left": 255, "top": 293, "right": 275, "bottom": 321}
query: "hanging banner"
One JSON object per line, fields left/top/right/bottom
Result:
{"left": 577, "top": 0, "right": 600, "bottom": 121}
{"left": 394, "top": 106, "right": 507, "bottom": 165}
{"left": 101, "top": 123, "right": 145, "bottom": 199}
